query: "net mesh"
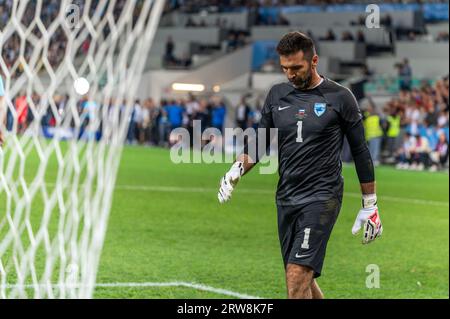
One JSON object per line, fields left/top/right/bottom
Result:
{"left": 0, "top": 0, "right": 164, "bottom": 298}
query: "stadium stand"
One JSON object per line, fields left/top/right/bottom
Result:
{"left": 1, "top": 0, "right": 449, "bottom": 171}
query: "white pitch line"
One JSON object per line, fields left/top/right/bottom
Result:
{"left": 42, "top": 183, "right": 448, "bottom": 207}
{"left": 96, "top": 282, "right": 262, "bottom": 299}
{"left": 114, "top": 184, "right": 449, "bottom": 207}
{"left": 2, "top": 282, "right": 262, "bottom": 299}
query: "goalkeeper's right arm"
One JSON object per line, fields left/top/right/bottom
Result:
{"left": 217, "top": 88, "right": 275, "bottom": 204}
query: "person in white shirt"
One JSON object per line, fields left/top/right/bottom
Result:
{"left": 409, "top": 134, "right": 431, "bottom": 170}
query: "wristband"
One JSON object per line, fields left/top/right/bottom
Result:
{"left": 362, "top": 194, "right": 377, "bottom": 208}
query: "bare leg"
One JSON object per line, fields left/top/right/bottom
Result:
{"left": 285, "top": 263, "right": 314, "bottom": 299}
{"left": 311, "top": 279, "right": 324, "bottom": 299}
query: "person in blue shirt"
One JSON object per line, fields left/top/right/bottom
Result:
{"left": 211, "top": 100, "right": 226, "bottom": 134}
{"left": 164, "top": 100, "right": 185, "bottom": 129}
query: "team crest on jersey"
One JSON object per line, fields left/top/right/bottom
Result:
{"left": 296, "top": 108, "right": 306, "bottom": 120}
{"left": 314, "top": 103, "right": 326, "bottom": 117}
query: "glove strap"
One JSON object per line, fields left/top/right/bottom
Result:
{"left": 362, "top": 194, "right": 377, "bottom": 208}
{"left": 232, "top": 161, "right": 244, "bottom": 176}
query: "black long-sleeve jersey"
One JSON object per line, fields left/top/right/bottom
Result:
{"left": 248, "top": 76, "right": 374, "bottom": 205}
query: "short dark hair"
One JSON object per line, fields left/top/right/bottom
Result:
{"left": 276, "top": 31, "right": 316, "bottom": 60}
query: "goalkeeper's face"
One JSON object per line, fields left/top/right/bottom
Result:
{"left": 280, "top": 50, "right": 317, "bottom": 90}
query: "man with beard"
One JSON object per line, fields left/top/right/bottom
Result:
{"left": 217, "top": 32, "right": 383, "bottom": 298}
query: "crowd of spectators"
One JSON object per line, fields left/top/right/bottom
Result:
{"left": 1, "top": 0, "right": 144, "bottom": 78}
{"left": 3, "top": 73, "right": 448, "bottom": 171}
{"left": 317, "top": 29, "right": 366, "bottom": 42}
{"left": 5, "top": 92, "right": 230, "bottom": 147}
{"left": 3, "top": 0, "right": 448, "bottom": 76}
{"left": 2, "top": 0, "right": 449, "bottom": 171}
{"left": 115, "top": 94, "right": 263, "bottom": 146}
{"left": 164, "top": 0, "right": 448, "bottom": 14}
{"left": 360, "top": 75, "right": 449, "bottom": 171}
{"left": 162, "top": 36, "right": 193, "bottom": 68}
{"left": 4, "top": 88, "right": 270, "bottom": 150}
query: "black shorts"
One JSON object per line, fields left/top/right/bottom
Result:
{"left": 277, "top": 196, "right": 342, "bottom": 278}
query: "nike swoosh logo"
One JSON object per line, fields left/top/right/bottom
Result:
{"left": 295, "top": 253, "right": 311, "bottom": 258}
{"left": 278, "top": 106, "right": 291, "bottom": 111}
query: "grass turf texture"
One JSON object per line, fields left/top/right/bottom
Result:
{"left": 1, "top": 145, "right": 449, "bottom": 298}
{"left": 97, "top": 146, "right": 448, "bottom": 299}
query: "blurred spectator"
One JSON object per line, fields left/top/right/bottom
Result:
{"left": 356, "top": 30, "right": 366, "bottom": 43}
{"left": 147, "top": 98, "right": 161, "bottom": 145}
{"left": 236, "top": 31, "right": 248, "bottom": 47}
{"left": 250, "top": 100, "right": 262, "bottom": 130}
{"left": 320, "top": 29, "right": 336, "bottom": 41}
{"left": 405, "top": 103, "right": 422, "bottom": 136}
{"left": 158, "top": 100, "right": 170, "bottom": 146}
{"left": 15, "top": 92, "right": 28, "bottom": 133}
{"left": 385, "top": 107, "right": 402, "bottom": 159}
{"left": 437, "top": 110, "right": 449, "bottom": 128}
{"left": 396, "top": 132, "right": 415, "bottom": 170}
{"left": 186, "top": 17, "right": 197, "bottom": 27}
{"left": 211, "top": 98, "right": 227, "bottom": 133}
{"left": 81, "top": 38, "right": 90, "bottom": 55}
{"left": 165, "top": 99, "right": 185, "bottom": 130}
{"left": 381, "top": 14, "right": 392, "bottom": 28}
{"left": 127, "top": 99, "right": 143, "bottom": 145}
{"left": 163, "top": 36, "right": 177, "bottom": 66}
{"left": 407, "top": 31, "right": 417, "bottom": 41}
{"left": 341, "top": 31, "right": 354, "bottom": 41}
{"left": 185, "top": 93, "right": 200, "bottom": 120}
{"left": 194, "top": 99, "right": 210, "bottom": 134}
{"left": 364, "top": 103, "right": 383, "bottom": 165}
{"left": 141, "top": 98, "right": 151, "bottom": 144}
{"left": 235, "top": 96, "right": 251, "bottom": 130}
{"left": 429, "top": 132, "right": 449, "bottom": 171}
{"left": 436, "top": 31, "right": 449, "bottom": 42}
{"left": 350, "top": 15, "right": 366, "bottom": 26}
{"left": 180, "top": 52, "right": 193, "bottom": 68}
{"left": 409, "top": 134, "right": 431, "bottom": 170}
{"left": 79, "top": 98, "right": 98, "bottom": 139}
{"left": 226, "top": 33, "right": 238, "bottom": 53}
{"left": 396, "top": 58, "right": 413, "bottom": 91}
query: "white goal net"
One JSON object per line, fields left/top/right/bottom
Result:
{"left": 0, "top": 0, "right": 164, "bottom": 298}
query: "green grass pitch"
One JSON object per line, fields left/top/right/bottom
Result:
{"left": 1, "top": 145, "right": 448, "bottom": 298}
{"left": 95, "top": 146, "right": 448, "bottom": 299}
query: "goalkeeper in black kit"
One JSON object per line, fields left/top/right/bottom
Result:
{"left": 217, "top": 32, "right": 383, "bottom": 299}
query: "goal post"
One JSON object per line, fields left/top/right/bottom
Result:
{"left": 0, "top": 0, "right": 165, "bottom": 298}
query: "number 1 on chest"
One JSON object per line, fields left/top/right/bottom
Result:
{"left": 296, "top": 121, "right": 303, "bottom": 143}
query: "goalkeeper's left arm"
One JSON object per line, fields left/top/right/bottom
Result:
{"left": 345, "top": 110, "right": 383, "bottom": 244}
{"left": 340, "top": 89, "right": 383, "bottom": 244}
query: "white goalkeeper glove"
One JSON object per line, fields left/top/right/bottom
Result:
{"left": 352, "top": 194, "right": 383, "bottom": 244}
{"left": 218, "top": 161, "right": 244, "bottom": 204}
